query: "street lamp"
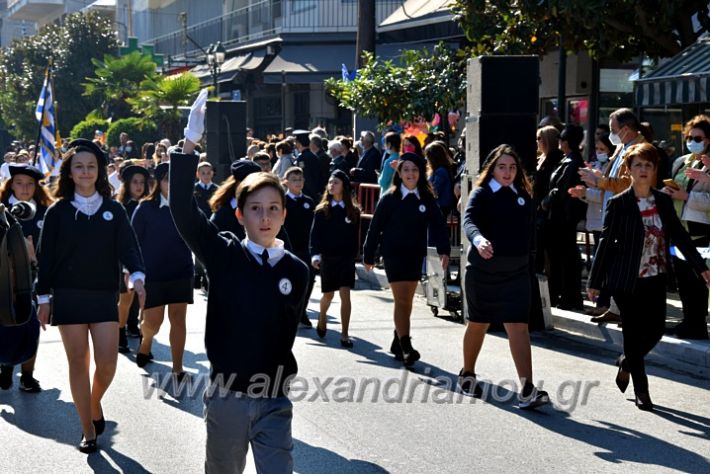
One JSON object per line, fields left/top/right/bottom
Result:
{"left": 207, "top": 41, "right": 226, "bottom": 97}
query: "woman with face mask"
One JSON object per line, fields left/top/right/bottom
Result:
{"left": 662, "top": 115, "right": 710, "bottom": 340}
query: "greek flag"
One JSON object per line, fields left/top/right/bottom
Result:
{"left": 34, "top": 68, "right": 56, "bottom": 176}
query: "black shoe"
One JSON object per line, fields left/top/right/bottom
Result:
{"left": 118, "top": 328, "right": 130, "bottom": 353}
{"left": 136, "top": 352, "right": 151, "bottom": 368}
{"left": 340, "top": 338, "right": 353, "bottom": 348}
{"left": 457, "top": 370, "right": 482, "bottom": 397}
{"left": 78, "top": 436, "right": 98, "bottom": 454}
{"left": 635, "top": 392, "right": 654, "bottom": 411}
{"left": 675, "top": 323, "right": 709, "bottom": 340}
{"left": 518, "top": 386, "right": 550, "bottom": 410}
{"left": 398, "top": 335, "right": 420, "bottom": 367}
{"left": 300, "top": 314, "right": 313, "bottom": 328}
{"left": 19, "top": 374, "right": 41, "bottom": 393}
{"left": 390, "top": 331, "right": 403, "bottom": 361}
{"left": 92, "top": 417, "right": 105, "bottom": 436}
{"left": 316, "top": 325, "right": 327, "bottom": 339}
{"left": 0, "top": 365, "right": 13, "bottom": 390}
{"left": 615, "top": 355, "right": 630, "bottom": 393}
{"left": 126, "top": 326, "right": 141, "bottom": 338}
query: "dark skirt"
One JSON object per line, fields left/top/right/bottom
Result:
{"left": 384, "top": 256, "right": 424, "bottom": 283}
{"left": 465, "top": 253, "right": 530, "bottom": 324}
{"left": 51, "top": 288, "right": 119, "bottom": 326}
{"left": 144, "top": 278, "right": 194, "bottom": 310}
{"left": 320, "top": 255, "right": 355, "bottom": 293}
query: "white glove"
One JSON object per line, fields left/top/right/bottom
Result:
{"left": 184, "top": 88, "right": 209, "bottom": 144}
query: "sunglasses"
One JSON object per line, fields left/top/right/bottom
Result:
{"left": 687, "top": 135, "right": 706, "bottom": 143}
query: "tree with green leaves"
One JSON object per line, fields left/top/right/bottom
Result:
{"left": 451, "top": 0, "right": 710, "bottom": 60}
{"left": 127, "top": 72, "right": 201, "bottom": 143}
{"left": 325, "top": 43, "right": 466, "bottom": 128}
{"left": 83, "top": 50, "right": 159, "bottom": 121}
{"left": 0, "top": 11, "right": 119, "bottom": 140}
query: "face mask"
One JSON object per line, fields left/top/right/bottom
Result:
{"left": 687, "top": 140, "right": 705, "bottom": 155}
{"left": 608, "top": 133, "right": 622, "bottom": 146}
{"left": 125, "top": 147, "right": 132, "bottom": 153}
{"left": 403, "top": 144, "right": 416, "bottom": 154}
{"left": 596, "top": 152, "right": 609, "bottom": 163}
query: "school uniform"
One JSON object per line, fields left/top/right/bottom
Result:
{"left": 36, "top": 194, "right": 145, "bottom": 325}
{"left": 131, "top": 195, "right": 194, "bottom": 309}
{"left": 194, "top": 181, "right": 218, "bottom": 217}
{"left": 210, "top": 198, "right": 294, "bottom": 250}
{"left": 463, "top": 181, "right": 534, "bottom": 323}
{"left": 5, "top": 195, "right": 46, "bottom": 246}
{"left": 169, "top": 151, "right": 308, "bottom": 473}
{"left": 310, "top": 201, "right": 359, "bottom": 292}
{"left": 284, "top": 191, "right": 316, "bottom": 295}
{"left": 363, "top": 184, "right": 450, "bottom": 282}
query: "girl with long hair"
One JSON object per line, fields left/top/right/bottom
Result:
{"left": 310, "top": 170, "right": 360, "bottom": 347}
{"left": 36, "top": 139, "right": 145, "bottom": 453}
{"left": 363, "top": 153, "right": 450, "bottom": 366}
{"left": 425, "top": 141, "right": 455, "bottom": 217}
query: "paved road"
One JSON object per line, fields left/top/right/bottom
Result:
{"left": 1, "top": 283, "right": 709, "bottom": 473}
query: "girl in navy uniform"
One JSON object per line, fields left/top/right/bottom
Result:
{"left": 0, "top": 164, "right": 52, "bottom": 392}
{"left": 115, "top": 164, "right": 150, "bottom": 353}
{"left": 36, "top": 139, "right": 146, "bottom": 453}
{"left": 132, "top": 162, "right": 194, "bottom": 379}
{"left": 363, "top": 153, "right": 450, "bottom": 366}
{"left": 458, "top": 144, "right": 549, "bottom": 409}
{"left": 310, "top": 169, "right": 360, "bottom": 347}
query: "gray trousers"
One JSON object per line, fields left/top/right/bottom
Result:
{"left": 204, "top": 389, "right": 294, "bottom": 474}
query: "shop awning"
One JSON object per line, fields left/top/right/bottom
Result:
{"left": 190, "top": 50, "right": 269, "bottom": 83}
{"left": 262, "top": 43, "right": 404, "bottom": 84}
{"left": 635, "top": 37, "right": 710, "bottom": 107}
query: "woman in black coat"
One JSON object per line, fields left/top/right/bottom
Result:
{"left": 588, "top": 143, "right": 710, "bottom": 411}
{"left": 458, "top": 145, "right": 549, "bottom": 409}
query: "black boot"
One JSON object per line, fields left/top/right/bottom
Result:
{"left": 0, "top": 365, "right": 13, "bottom": 390}
{"left": 390, "top": 331, "right": 403, "bottom": 361}
{"left": 118, "top": 327, "right": 130, "bottom": 353}
{"left": 398, "top": 335, "right": 420, "bottom": 367}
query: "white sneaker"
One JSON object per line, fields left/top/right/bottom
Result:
{"left": 518, "top": 387, "right": 550, "bottom": 410}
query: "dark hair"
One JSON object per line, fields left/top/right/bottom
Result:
{"left": 596, "top": 134, "right": 614, "bottom": 154}
{"left": 475, "top": 144, "right": 532, "bottom": 195}
{"left": 624, "top": 143, "right": 659, "bottom": 169}
{"left": 384, "top": 131, "right": 402, "bottom": 151}
{"left": 116, "top": 169, "right": 149, "bottom": 204}
{"left": 401, "top": 135, "right": 423, "bottom": 157}
{"left": 141, "top": 142, "right": 155, "bottom": 160}
{"left": 309, "top": 135, "right": 322, "bottom": 149}
{"left": 53, "top": 147, "right": 112, "bottom": 199}
{"left": 560, "top": 124, "right": 584, "bottom": 150}
{"left": 0, "top": 174, "right": 54, "bottom": 207}
{"left": 425, "top": 141, "right": 453, "bottom": 176}
{"left": 315, "top": 174, "right": 360, "bottom": 222}
{"left": 253, "top": 152, "right": 271, "bottom": 163}
{"left": 276, "top": 140, "right": 292, "bottom": 155}
{"left": 144, "top": 171, "right": 167, "bottom": 204}
{"left": 609, "top": 108, "right": 640, "bottom": 132}
{"left": 236, "top": 172, "right": 286, "bottom": 211}
{"left": 682, "top": 114, "right": 710, "bottom": 147}
{"left": 209, "top": 175, "right": 238, "bottom": 212}
{"left": 390, "top": 158, "right": 435, "bottom": 200}
{"left": 284, "top": 166, "right": 303, "bottom": 179}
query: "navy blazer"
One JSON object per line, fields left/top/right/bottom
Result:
{"left": 588, "top": 187, "right": 708, "bottom": 293}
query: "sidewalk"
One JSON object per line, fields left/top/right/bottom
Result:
{"left": 355, "top": 263, "right": 710, "bottom": 377}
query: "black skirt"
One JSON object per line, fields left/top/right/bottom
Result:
{"left": 384, "top": 256, "right": 424, "bottom": 283}
{"left": 465, "top": 252, "right": 530, "bottom": 323}
{"left": 144, "top": 278, "right": 194, "bottom": 309}
{"left": 51, "top": 288, "right": 119, "bottom": 326}
{"left": 320, "top": 255, "right": 355, "bottom": 293}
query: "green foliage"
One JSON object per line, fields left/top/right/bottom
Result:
{"left": 127, "top": 72, "right": 201, "bottom": 143}
{"left": 83, "top": 50, "right": 159, "bottom": 120}
{"left": 451, "top": 0, "right": 710, "bottom": 60}
{"left": 0, "top": 11, "right": 119, "bottom": 140}
{"left": 325, "top": 43, "right": 466, "bottom": 127}
{"left": 106, "top": 117, "right": 157, "bottom": 148}
{"left": 70, "top": 117, "right": 109, "bottom": 141}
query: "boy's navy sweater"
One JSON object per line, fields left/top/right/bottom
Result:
{"left": 194, "top": 181, "right": 218, "bottom": 217}
{"left": 131, "top": 199, "right": 194, "bottom": 282}
{"left": 284, "top": 194, "right": 314, "bottom": 259}
{"left": 36, "top": 199, "right": 144, "bottom": 294}
{"left": 210, "top": 203, "right": 294, "bottom": 251}
{"left": 463, "top": 185, "right": 534, "bottom": 262}
{"left": 363, "top": 190, "right": 450, "bottom": 264}
{"left": 310, "top": 205, "right": 359, "bottom": 258}
{"left": 170, "top": 152, "right": 308, "bottom": 397}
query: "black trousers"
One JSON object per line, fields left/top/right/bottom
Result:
{"left": 296, "top": 251, "right": 316, "bottom": 318}
{"left": 673, "top": 255, "right": 708, "bottom": 330}
{"left": 613, "top": 274, "right": 667, "bottom": 395}
{"left": 546, "top": 221, "right": 583, "bottom": 309}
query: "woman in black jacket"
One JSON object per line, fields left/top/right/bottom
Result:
{"left": 588, "top": 143, "right": 710, "bottom": 411}
{"left": 533, "top": 125, "right": 563, "bottom": 273}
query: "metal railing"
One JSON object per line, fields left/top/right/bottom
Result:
{"left": 145, "top": 0, "right": 401, "bottom": 60}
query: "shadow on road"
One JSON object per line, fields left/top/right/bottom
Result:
{"left": 294, "top": 439, "right": 388, "bottom": 473}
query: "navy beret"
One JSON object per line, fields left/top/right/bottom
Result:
{"left": 230, "top": 159, "right": 262, "bottom": 182}
{"left": 330, "top": 169, "right": 350, "bottom": 188}
{"left": 68, "top": 138, "right": 107, "bottom": 166}
{"left": 8, "top": 163, "right": 44, "bottom": 181}
{"left": 399, "top": 152, "right": 425, "bottom": 171}
{"left": 121, "top": 164, "right": 150, "bottom": 182}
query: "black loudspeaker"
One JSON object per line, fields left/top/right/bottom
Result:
{"left": 466, "top": 114, "right": 538, "bottom": 174}
{"left": 206, "top": 101, "right": 247, "bottom": 181}
{"left": 467, "top": 55, "right": 540, "bottom": 115}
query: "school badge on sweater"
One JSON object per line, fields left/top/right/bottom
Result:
{"left": 419, "top": 204, "right": 426, "bottom": 213}
{"left": 103, "top": 211, "right": 114, "bottom": 221}
{"left": 278, "top": 278, "right": 292, "bottom": 295}
{"left": 517, "top": 197, "right": 525, "bottom": 206}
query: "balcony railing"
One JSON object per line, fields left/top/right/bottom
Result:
{"left": 145, "top": 0, "right": 401, "bottom": 60}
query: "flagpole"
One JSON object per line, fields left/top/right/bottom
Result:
{"left": 33, "top": 59, "right": 52, "bottom": 167}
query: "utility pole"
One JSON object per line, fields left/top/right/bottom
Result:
{"left": 355, "top": 0, "right": 376, "bottom": 69}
